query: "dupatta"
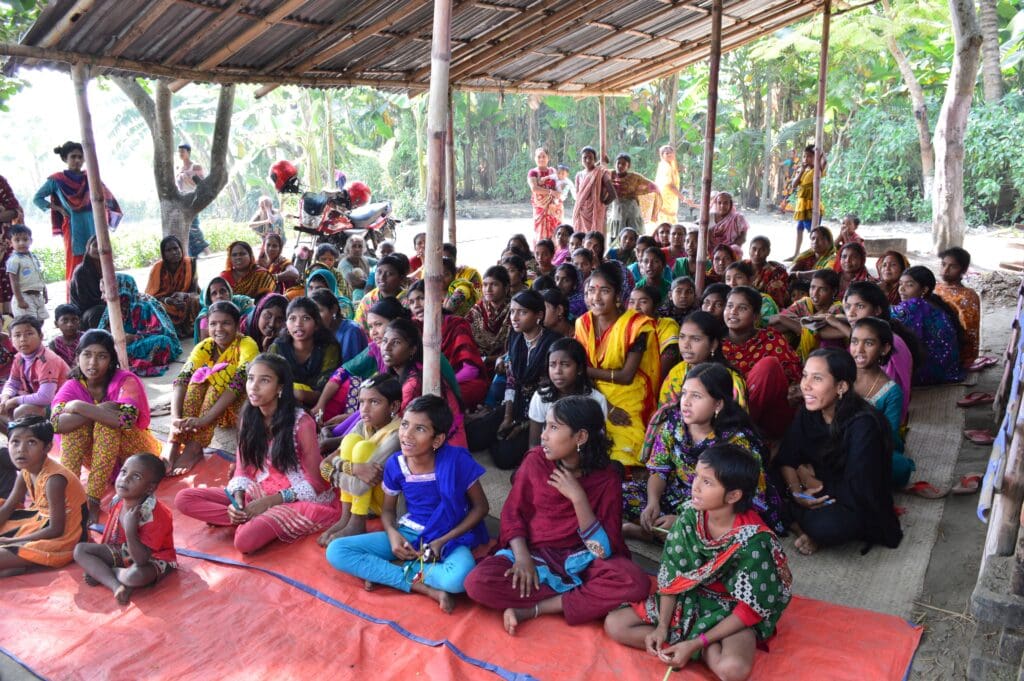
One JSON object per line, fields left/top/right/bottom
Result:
{"left": 52, "top": 368, "right": 152, "bottom": 430}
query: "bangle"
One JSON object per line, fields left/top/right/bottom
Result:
{"left": 280, "top": 488, "right": 296, "bottom": 504}
{"left": 342, "top": 461, "right": 353, "bottom": 476}
{"left": 698, "top": 633, "right": 710, "bottom": 648}
{"left": 610, "top": 370, "right": 615, "bottom": 383}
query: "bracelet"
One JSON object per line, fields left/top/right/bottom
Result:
{"left": 280, "top": 488, "right": 296, "bottom": 504}
{"left": 342, "top": 461, "right": 353, "bottom": 476}
{"left": 610, "top": 370, "right": 615, "bottom": 383}
{"left": 698, "top": 633, "right": 710, "bottom": 648}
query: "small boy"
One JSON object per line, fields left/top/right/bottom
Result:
{"left": 556, "top": 164, "right": 576, "bottom": 209}
{"left": 0, "top": 315, "right": 70, "bottom": 432}
{"left": 6, "top": 225, "right": 48, "bottom": 321}
{"left": 835, "top": 213, "right": 863, "bottom": 250}
{"left": 48, "top": 303, "right": 83, "bottom": 368}
{"left": 604, "top": 444, "right": 791, "bottom": 680}
{"left": 935, "top": 246, "right": 981, "bottom": 368}
{"left": 659, "top": 276, "right": 697, "bottom": 324}
{"left": 569, "top": 231, "right": 585, "bottom": 252}
{"left": 74, "top": 454, "right": 177, "bottom": 604}
{"left": 378, "top": 239, "right": 396, "bottom": 258}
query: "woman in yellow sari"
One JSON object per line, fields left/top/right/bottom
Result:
{"left": 575, "top": 262, "right": 660, "bottom": 468}
{"left": 145, "top": 235, "right": 200, "bottom": 338}
{"left": 220, "top": 240, "right": 276, "bottom": 303}
{"left": 654, "top": 145, "right": 680, "bottom": 224}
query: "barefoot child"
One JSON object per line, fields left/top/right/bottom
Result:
{"left": 0, "top": 315, "right": 70, "bottom": 433}
{"left": 317, "top": 374, "right": 402, "bottom": 545}
{"left": 605, "top": 444, "right": 792, "bottom": 681}
{"left": 73, "top": 454, "right": 176, "bottom": 604}
{"left": 48, "top": 303, "right": 83, "bottom": 368}
{"left": 326, "top": 395, "right": 489, "bottom": 613}
{"left": 0, "top": 416, "right": 88, "bottom": 577}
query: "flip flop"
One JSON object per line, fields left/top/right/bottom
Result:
{"left": 967, "top": 356, "right": 998, "bottom": 372}
{"left": 904, "top": 481, "right": 947, "bottom": 499}
{"left": 958, "top": 391, "right": 995, "bottom": 408}
{"left": 951, "top": 474, "right": 982, "bottom": 495}
{"left": 964, "top": 429, "right": 996, "bottom": 445}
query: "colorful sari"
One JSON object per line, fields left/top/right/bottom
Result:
{"left": 632, "top": 503, "right": 792, "bottom": 645}
{"left": 439, "top": 314, "right": 487, "bottom": 409}
{"left": 575, "top": 309, "right": 660, "bottom": 467}
{"left": 892, "top": 297, "right": 964, "bottom": 385}
{"left": 750, "top": 260, "right": 790, "bottom": 308}
{"left": 608, "top": 172, "right": 658, "bottom": 239}
{"left": 256, "top": 242, "right": 294, "bottom": 294}
{"left": 220, "top": 241, "right": 276, "bottom": 302}
{"left": 194, "top": 277, "right": 255, "bottom": 344}
{"left": 466, "top": 298, "right": 510, "bottom": 372}
{"left": 573, "top": 166, "right": 614, "bottom": 234}
{"left": 709, "top": 204, "right": 749, "bottom": 260}
{"left": 99, "top": 273, "right": 181, "bottom": 377}
{"left": 626, "top": 406, "right": 784, "bottom": 532}
{"left": 655, "top": 157, "right": 680, "bottom": 224}
{"left": 876, "top": 252, "right": 910, "bottom": 307}
{"left": 936, "top": 282, "right": 980, "bottom": 366}
{"left": 529, "top": 166, "right": 562, "bottom": 242}
{"left": 791, "top": 246, "right": 836, "bottom": 273}
{"left": 837, "top": 266, "right": 876, "bottom": 299}
{"left": 52, "top": 369, "right": 162, "bottom": 500}
{"left": 445, "top": 278, "right": 481, "bottom": 318}
{"left": 659, "top": 361, "right": 747, "bottom": 410}
{"left": 145, "top": 237, "right": 200, "bottom": 338}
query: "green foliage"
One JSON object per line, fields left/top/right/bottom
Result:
{"left": 963, "top": 93, "right": 1024, "bottom": 223}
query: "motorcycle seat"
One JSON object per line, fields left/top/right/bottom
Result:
{"left": 348, "top": 201, "right": 390, "bottom": 228}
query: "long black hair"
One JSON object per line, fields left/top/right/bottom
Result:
{"left": 71, "top": 329, "right": 119, "bottom": 384}
{"left": 852, "top": 317, "right": 894, "bottom": 365}
{"left": 550, "top": 395, "right": 611, "bottom": 475}
{"left": 385, "top": 317, "right": 424, "bottom": 365}
{"left": 282, "top": 296, "right": 336, "bottom": 346}
{"left": 536, "top": 338, "right": 595, "bottom": 403}
{"left": 902, "top": 265, "right": 966, "bottom": 350}
{"left": 679, "top": 310, "right": 735, "bottom": 371}
{"left": 238, "top": 353, "right": 301, "bottom": 473}
{"left": 683, "top": 363, "right": 754, "bottom": 436}
{"left": 807, "top": 348, "right": 891, "bottom": 472}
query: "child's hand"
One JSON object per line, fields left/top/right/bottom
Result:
{"left": 658, "top": 639, "right": 701, "bottom": 667}
{"left": 352, "top": 462, "right": 383, "bottom": 487}
{"left": 639, "top": 502, "right": 661, "bottom": 532}
{"left": 504, "top": 555, "right": 539, "bottom": 598}
{"left": 644, "top": 626, "right": 668, "bottom": 656}
{"left": 423, "top": 539, "right": 445, "bottom": 562}
{"left": 122, "top": 505, "right": 141, "bottom": 533}
{"left": 227, "top": 502, "right": 248, "bottom": 525}
{"left": 608, "top": 406, "right": 631, "bottom": 427}
{"left": 548, "top": 466, "right": 586, "bottom": 504}
{"left": 388, "top": 530, "right": 419, "bottom": 561}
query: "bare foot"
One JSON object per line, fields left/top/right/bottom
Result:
{"left": 113, "top": 584, "right": 133, "bottom": 605}
{"left": 794, "top": 534, "right": 818, "bottom": 556}
{"left": 502, "top": 607, "right": 536, "bottom": 636}
{"left": 166, "top": 451, "right": 203, "bottom": 477}
{"left": 437, "top": 590, "right": 455, "bottom": 614}
{"left": 335, "top": 516, "right": 367, "bottom": 539}
{"left": 317, "top": 525, "right": 344, "bottom": 547}
{"left": 83, "top": 573, "right": 99, "bottom": 586}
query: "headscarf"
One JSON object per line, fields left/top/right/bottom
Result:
{"left": 306, "top": 267, "right": 355, "bottom": 319}
{"left": 99, "top": 273, "right": 182, "bottom": 358}
{"left": 193, "top": 276, "right": 255, "bottom": 344}
{"left": 243, "top": 292, "right": 288, "bottom": 348}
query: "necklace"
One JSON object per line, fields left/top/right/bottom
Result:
{"left": 862, "top": 371, "right": 882, "bottom": 397}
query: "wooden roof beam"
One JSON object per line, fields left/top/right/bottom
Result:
{"left": 165, "top": 0, "right": 245, "bottom": 66}
{"left": 470, "top": 1, "right": 524, "bottom": 11}
{"left": 106, "top": 0, "right": 177, "bottom": 57}
{"left": 36, "top": 0, "right": 96, "bottom": 48}
{"left": 172, "top": 0, "right": 330, "bottom": 29}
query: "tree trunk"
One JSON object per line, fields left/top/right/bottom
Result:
{"left": 413, "top": 97, "right": 427, "bottom": 200}
{"left": 882, "top": 0, "right": 936, "bottom": 200}
{"left": 668, "top": 75, "right": 679, "bottom": 149}
{"left": 932, "top": 0, "right": 982, "bottom": 252}
{"left": 759, "top": 80, "right": 773, "bottom": 213}
{"left": 979, "top": 0, "right": 1004, "bottom": 102}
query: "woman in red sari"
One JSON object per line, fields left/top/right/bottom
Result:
{"left": 834, "top": 242, "right": 876, "bottom": 298}
{"left": 0, "top": 174, "right": 23, "bottom": 314}
{"left": 220, "top": 240, "right": 276, "bottom": 303}
{"left": 747, "top": 235, "right": 789, "bottom": 308}
{"left": 33, "top": 141, "right": 122, "bottom": 291}
{"left": 528, "top": 147, "right": 563, "bottom": 244}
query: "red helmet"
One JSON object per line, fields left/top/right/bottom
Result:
{"left": 347, "top": 181, "right": 371, "bottom": 207}
{"left": 270, "top": 160, "right": 300, "bottom": 193}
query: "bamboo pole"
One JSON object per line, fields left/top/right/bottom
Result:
{"left": 422, "top": 0, "right": 454, "bottom": 397}
{"left": 811, "top": 0, "right": 831, "bottom": 229}
{"left": 446, "top": 88, "right": 457, "bottom": 245}
{"left": 694, "top": 0, "right": 722, "bottom": 296}
{"left": 70, "top": 63, "right": 130, "bottom": 370}
{"left": 598, "top": 95, "right": 608, "bottom": 163}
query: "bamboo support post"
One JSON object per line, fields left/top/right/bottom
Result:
{"left": 694, "top": 0, "right": 722, "bottom": 296}
{"left": 811, "top": 0, "right": 831, "bottom": 229}
{"left": 598, "top": 96, "right": 608, "bottom": 163}
{"left": 446, "top": 88, "right": 457, "bottom": 245}
{"left": 421, "top": 0, "right": 453, "bottom": 397}
{"left": 986, "top": 406, "right": 1024, "bottom": 558}
{"left": 70, "top": 63, "right": 130, "bottom": 369}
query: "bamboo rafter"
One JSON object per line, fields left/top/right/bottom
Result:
{"left": 165, "top": 0, "right": 246, "bottom": 65}
{"left": 106, "top": 0, "right": 176, "bottom": 57}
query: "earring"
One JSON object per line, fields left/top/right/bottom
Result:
{"left": 714, "top": 408, "right": 720, "bottom": 420}
{"left": 577, "top": 442, "right": 582, "bottom": 453}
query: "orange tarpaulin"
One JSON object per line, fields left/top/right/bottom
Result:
{"left": 0, "top": 455, "right": 922, "bottom": 680}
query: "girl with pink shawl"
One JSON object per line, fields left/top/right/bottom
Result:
{"left": 708, "top": 191, "right": 748, "bottom": 260}
{"left": 528, "top": 147, "right": 563, "bottom": 243}
{"left": 573, "top": 146, "right": 615, "bottom": 234}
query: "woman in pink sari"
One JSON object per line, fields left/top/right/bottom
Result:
{"left": 708, "top": 191, "right": 748, "bottom": 261}
{"left": 573, "top": 146, "right": 615, "bottom": 234}
{"left": 528, "top": 147, "right": 562, "bottom": 244}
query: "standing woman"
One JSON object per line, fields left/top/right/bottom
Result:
{"left": 608, "top": 154, "right": 659, "bottom": 241}
{"left": 175, "top": 353, "right": 341, "bottom": 554}
{"left": 220, "top": 241, "right": 276, "bottom": 304}
{"left": 0, "top": 173, "right": 23, "bottom": 314}
{"left": 145, "top": 236, "right": 200, "bottom": 338}
{"left": 268, "top": 297, "right": 341, "bottom": 408}
{"left": 573, "top": 146, "right": 615, "bottom": 235}
{"left": 575, "top": 262, "right": 660, "bottom": 468}
{"left": 51, "top": 330, "right": 162, "bottom": 523}
{"left": 70, "top": 236, "right": 106, "bottom": 329}
{"left": 467, "top": 265, "right": 512, "bottom": 377}
{"left": 892, "top": 265, "right": 965, "bottom": 385}
{"left": 98, "top": 273, "right": 182, "bottom": 377}
{"left": 654, "top": 145, "right": 680, "bottom": 225}
{"left": 256, "top": 233, "right": 300, "bottom": 294}
{"left": 33, "top": 141, "right": 122, "bottom": 289}
{"left": 166, "top": 301, "right": 258, "bottom": 475}
{"left": 708, "top": 191, "right": 749, "bottom": 260}
{"left": 876, "top": 250, "right": 910, "bottom": 307}
{"left": 528, "top": 147, "right": 563, "bottom": 244}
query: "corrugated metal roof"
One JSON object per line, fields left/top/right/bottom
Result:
{"left": 5, "top": 0, "right": 836, "bottom": 95}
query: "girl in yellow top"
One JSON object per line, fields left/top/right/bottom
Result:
{"left": 628, "top": 284, "right": 680, "bottom": 382}
{"left": 166, "top": 301, "right": 259, "bottom": 476}
{"left": 788, "top": 144, "right": 826, "bottom": 261}
{"left": 659, "top": 311, "right": 747, "bottom": 411}
{"left": 575, "top": 262, "right": 660, "bottom": 468}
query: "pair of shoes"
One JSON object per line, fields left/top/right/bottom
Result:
{"left": 966, "top": 356, "right": 999, "bottom": 372}
{"left": 958, "top": 391, "right": 995, "bottom": 408}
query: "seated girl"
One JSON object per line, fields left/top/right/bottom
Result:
{"left": 69, "top": 236, "right": 105, "bottom": 329}
{"left": 705, "top": 244, "right": 736, "bottom": 285}
{"left": 494, "top": 290, "right": 560, "bottom": 468}
{"left": 769, "top": 269, "right": 840, "bottom": 359}
{"left": 268, "top": 297, "right": 341, "bottom": 408}
{"left": 52, "top": 330, "right": 163, "bottom": 522}
{"left": 405, "top": 280, "right": 487, "bottom": 410}
{"left": 527, "top": 338, "right": 608, "bottom": 447}
{"left": 554, "top": 263, "right": 587, "bottom": 319}
{"left": 166, "top": 302, "right": 258, "bottom": 476}
{"left": 317, "top": 374, "right": 402, "bottom": 544}
{"left": 0, "top": 417, "right": 88, "bottom": 577}
{"left": 145, "top": 235, "right": 200, "bottom": 338}
{"left": 778, "top": 348, "right": 903, "bottom": 555}
{"left": 875, "top": 250, "right": 910, "bottom": 306}
{"left": 720, "top": 287, "right": 802, "bottom": 441}
{"left": 354, "top": 254, "right": 408, "bottom": 327}
{"left": 241, "top": 293, "right": 287, "bottom": 352}
{"left": 747, "top": 235, "right": 789, "bottom": 308}
{"left": 834, "top": 242, "right": 875, "bottom": 298}
{"left": 74, "top": 454, "right": 176, "bottom": 604}
{"left": 700, "top": 283, "right": 731, "bottom": 322}
{"left": 310, "top": 289, "right": 368, "bottom": 364}
{"left": 220, "top": 240, "right": 276, "bottom": 303}
{"left": 541, "top": 288, "right": 575, "bottom": 338}
{"left": 935, "top": 246, "right": 981, "bottom": 369}
{"left": 464, "top": 396, "right": 650, "bottom": 634}
{"left": 256, "top": 232, "right": 300, "bottom": 294}
{"left": 576, "top": 263, "right": 661, "bottom": 469}
{"left": 629, "top": 285, "right": 680, "bottom": 379}
{"left": 552, "top": 224, "right": 573, "bottom": 266}
{"left": 305, "top": 267, "right": 355, "bottom": 321}
{"left": 605, "top": 444, "right": 792, "bottom": 680}
{"left": 625, "top": 363, "right": 781, "bottom": 541}
{"left": 98, "top": 274, "right": 182, "bottom": 377}
{"left": 0, "top": 315, "right": 70, "bottom": 433}
{"left": 326, "top": 394, "right": 489, "bottom": 613}
{"left": 850, "top": 318, "right": 914, "bottom": 487}
{"left": 659, "top": 276, "right": 697, "bottom": 326}
{"left": 466, "top": 265, "right": 511, "bottom": 375}
{"left": 175, "top": 353, "right": 341, "bottom": 553}
{"left": 194, "top": 276, "right": 254, "bottom": 343}
{"left": 502, "top": 254, "right": 531, "bottom": 296}
{"left": 724, "top": 261, "right": 778, "bottom": 326}
{"left": 892, "top": 265, "right": 965, "bottom": 385}
{"left": 48, "top": 303, "right": 83, "bottom": 368}
{"left": 659, "top": 311, "right": 747, "bottom": 410}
